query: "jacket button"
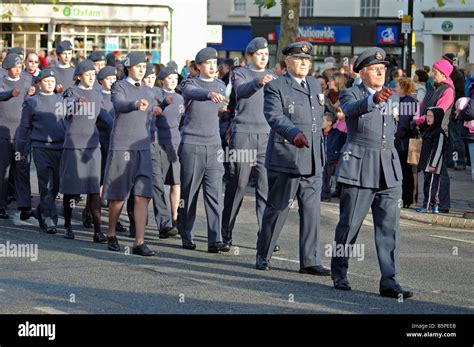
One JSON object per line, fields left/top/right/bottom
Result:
{"left": 383, "top": 135, "right": 386, "bottom": 139}
{"left": 384, "top": 123, "right": 387, "bottom": 126}
{"left": 312, "top": 107, "right": 314, "bottom": 109}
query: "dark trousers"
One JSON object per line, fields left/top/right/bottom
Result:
{"left": 398, "top": 151, "right": 414, "bottom": 207}
{"left": 321, "top": 163, "right": 336, "bottom": 199}
{"left": 256, "top": 170, "right": 322, "bottom": 268}
{"left": 32, "top": 147, "right": 61, "bottom": 227}
{"left": 439, "top": 154, "right": 450, "bottom": 210}
{"left": 331, "top": 183, "right": 402, "bottom": 291}
{"left": 422, "top": 172, "right": 441, "bottom": 209}
{"left": 178, "top": 143, "right": 224, "bottom": 246}
{"left": 0, "top": 139, "right": 31, "bottom": 210}
{"left": 222, "top": 132, "right": 268, "bottom": 244}
{"left": 151, "top": 142, "right": 172, "bottom": 230}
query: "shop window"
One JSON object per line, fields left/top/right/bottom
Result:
{"left": 233, "top": 0, "right": 246, "bottom": 14}
{"left": 300, "top": 0, "right": 314, "bottom": 17}
{"left": 360, "top": 0, "right": 380, "bottom": 17}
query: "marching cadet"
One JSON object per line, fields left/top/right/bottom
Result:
{"left": 96, "top": 66, "right": 116, "bottom": 200}
{"left": 178, "top": 47, "right": 230, "bottom": 253}
{"left": 255, "top": 42, "right": 330, "bottom": 277}
{"left": 156, "top": 66, "right": 184, "bottom": 229}
{"left": 331, "top": 47, "right": 413, "bottom": 299}
{"left": 88, "top": 51, "right": 107, "bottom": 92}
{"left": 16, "top": 69, "right": 65, "bottom": 233}
{"left": 221, "top": 37, "right": 277, "bottom": 249}
{"left": 51, "top": 41, "right": 75, "bottom": 94}
{"left": 59, "top": 60, "right": 109, "bottom": 243}
{"left": 0, "top": 53, "right": 33, "bottom": 220}
{"left": 103, "top": 51, "right": 162, "bottom": 256}
{"left": 142, "top": 63, "right": 179, "bottom": 238}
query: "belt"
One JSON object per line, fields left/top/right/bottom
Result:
{"left": 347, "top": 136, "right": 393, "bottom": 150}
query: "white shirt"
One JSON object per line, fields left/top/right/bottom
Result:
{"left": 198, "top": 76, "right": 214, "bottom": 82}
{"left": 126, "top": 77, "right": 141, "bottom": 86}
{"left": 58, "top": 63, "right": 71, "bottom": 69}
{"left": 6, "top": 76, "right": 21, "bottom": 82}
{"left": 288, "top": 71, "right": 307, "bottom": 86}
{"left": 78, "top": 84, "right": 93, "bottom": 90}
{"left": 102, "top": 90, "right": 111, "bottom": 94}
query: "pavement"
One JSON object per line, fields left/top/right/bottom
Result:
{"left": 0, "top": 162, "right": 472, "bottom": 314}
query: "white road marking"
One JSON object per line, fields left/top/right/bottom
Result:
{"left": 34, "top": 306, "right": 68, "bottom": 314}
{"left": 272, "top": 256, "right": 299, "bottom": 264}
{"left": 429, "top": 235, "right": 474, "bottom": 244}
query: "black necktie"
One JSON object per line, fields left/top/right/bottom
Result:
{"left": 135, "top": 82, "right": 140, "bottom": 87}
{"left": 300, "top": 80, "right": 306, "bottom": 89}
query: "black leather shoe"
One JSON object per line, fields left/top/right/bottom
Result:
{"left": 159, "top": 226, "right": 179, "bottom": 239}
{"left": 132, "top": 243, "right": 156, "bottom": 256}
{"left": 107, "top": 236, "right": 120, "bottom": 252}
{"left": 208, "top": 242, "right": 231, "bottom": 253}
{"left": 333, "top": 277, "right": 352, "bottom": 291}
{"left": 256, "top": 256, "right": 270, "bottom": 271}
{"left": 115, "top": 221, "right": 128, "bottom": 233}
{"left": 439, "top": 209, "right": 449, "bottom": 214}
{"left": 93, "top": 232, "right": 108, "bottom": 243}
{"left": 63, "top": 227, "right": 74, "bottom": 239}
{"left": 299, "top": 265, "right": 331, "bottom": 276}
{"left": 0, "top": 209, "right": 9, "bottom": 219}
{"left": 128, "top": 225, "right": 136, "bottom": 238}
{"left": 182, "top": 243, "right": 197, "bottom": 250}
{"left": 46, "top": 226, "right": 57, "bottom": 234}
{"left": 380, "top": 287, "right": 413, "bottom": 299}
{"left": 82, "top": 212, "right": 92, "bottom": 228}
{"left": 273, "top": 244, "right": 281, "bottom": 252}
{"left": 20, "top": 209, "right": 32, "bottom": 221}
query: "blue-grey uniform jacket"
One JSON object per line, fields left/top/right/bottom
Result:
{"left": 336, "top": 83, "right": 403, "bottom": 188}
{"left": 263, "top": 72, "right": 325, "bottom": 176}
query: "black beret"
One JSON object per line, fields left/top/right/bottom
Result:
{"left": 123, "top": 51, "right": 147, "bottom": 68}
{"left": 73, "top": 60, "right": 96, "bottom": 79}
{"left": 158, "top": 66, "right": 178, "bottom": 80}
{"left": 88, "top": 51, "right": 106, "bottom": 62}
{"left": 106, "top": 53, "right": 117, "bottom": 67}
{"left": 353, "top": 47, "right": 388, "bottom": 73}
{"left": 282, "top": 41, "right": 313, "bottom": 58}
{"left": 56, "top": 40, "right": 73, "bottom": 54}
{"left": 166, "top": 60, "right": 178, "bottom": 71}
{"left": 143, "top": 63, "right": 156, "bottom": 78}
{"left": 2, "top": 53, "right": 23, "bottom": 70}
{"left": 97, "top": 66, "right": 116, "bottom": 81}
{"left": 246, "top": 37, "right": 268, "bottom": 54}
{"left": 35, "top": 68, "right": 56, "bottom": 83}
{"left": 195, "top": 47, "right": 218, "bottom": 64}
{"left": 8, "top": 47, "right": 24, "bottom": 56}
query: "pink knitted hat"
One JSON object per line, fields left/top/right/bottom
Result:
{"left": 433, "top": 59, "right": 453, "bottom": 78}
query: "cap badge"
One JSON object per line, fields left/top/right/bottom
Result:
{"left": 375, "top": 51, "right": 382, "bottom": 60}
{"left": 301, "top": 44, "right": 310, "bottom": 53}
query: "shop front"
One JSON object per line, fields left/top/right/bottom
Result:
{"left": 1, "top": 3, "right": 171, "bottom": 62}
{"left": 250, "top": 16, "right": 404, "bottom": 70}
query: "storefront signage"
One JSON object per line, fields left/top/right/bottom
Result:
{"left": 377, "top": 26, "right": 399, "bottom": 45}
{"left": 277, "top": 25, "right": 351, "bottom": 44}
{"left": 62, "top": 6, "right": 102, "bottom": 18}
{"left": 441, "top": 20, "right": 454, "bottom": 32}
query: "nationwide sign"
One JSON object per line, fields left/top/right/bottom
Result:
{"left": 276, "top": 25, "right": 352, "bottom": 44}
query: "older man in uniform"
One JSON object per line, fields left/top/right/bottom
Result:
{"left": 255, "top": 42, "right": 330, "bottom": 276}
{"left": 331, "top": 47, "right": 413, "bottom": 299}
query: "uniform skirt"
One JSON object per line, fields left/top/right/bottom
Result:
{"left": 103, "top": 149, "right": 153, "bottom": 201}
{"left": 159, "top": 143, "right": 181, "bottom": 185}
{"left": 59, "top": 148, "right": 101, "bottom": 195}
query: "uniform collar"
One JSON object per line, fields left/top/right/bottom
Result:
{"left": 126, "top": 77, "right": 141, "bottom": 86}
{"left": 6, "top": 76, "right": 20, "bottom": 82}
{"left": 287, "top": 71, "right": 307, "bottom": 85}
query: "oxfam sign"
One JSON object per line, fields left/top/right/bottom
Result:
{"left": 63, "top": 6, "right": 101, "bottom": 18}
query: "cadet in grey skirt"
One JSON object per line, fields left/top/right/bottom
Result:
{"left": 60, "top": 60, "right": 109, "bottom": 243}
{"left": 103, "top": 51, "right": 162, "bottom": 257}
